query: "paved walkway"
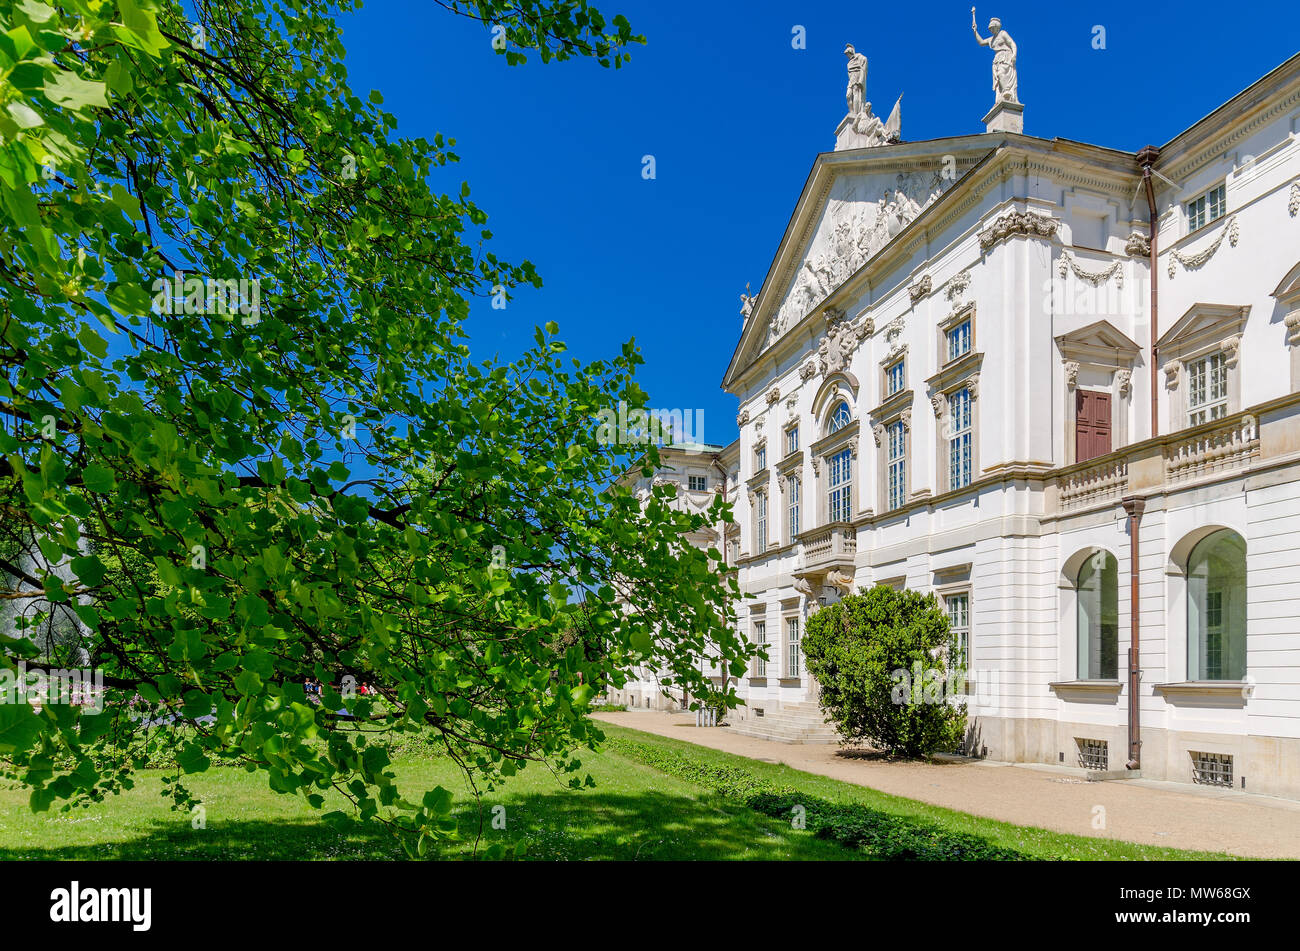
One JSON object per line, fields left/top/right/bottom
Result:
{"left": 594, "top": 711, "right": 1300, "bottom": 859}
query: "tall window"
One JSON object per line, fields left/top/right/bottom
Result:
{"left": 753, "top": 621, "right": 767, "bottom": 678}
{"left": 755, "top": 490, "right": 768, "bottom": 552}
{"left": 787, "top": 618, "right": 801, "bottom": 678}
{"left": 947, "top": 387, "right": 972, "bottom": 490}
{"left": 827, "top": 401, "right": 852, "bottom": 434}
{"left": 787, "top": 477, "right": 800, "bottom": 540}
{"left": 887, "top": 421, "right": 907, "bottom": 510}
{"left": 1187, "top": 530, "right": 1246, "bottom": 681}
{"left": 945, "top": 592, "right": 969, "bottom": 680}
{"left": 1187, "top": 353, "right": 1228, "bottom": 426}
{"left": 946, "top": 318, "right": 972, "bottom": 363}
{"left": 1076, "top": 551, "right": 1119, "bottom": 680}
{"left": 688, "top": 475, "right": 707, "bottom": 491}
{"left": 886, "top": 359, "right": 905, "bottom": 397}
{"left": 755, "top": 444, "right": 767, "bottom": 471}
{"left": 827, "top": 448, "right": 852, "bottom": 523}
{"left": 1186, "top": 183, "right": 1226, "bottom": 233}
{"left": 786, "top": 426, "right": 799, "bottom": 456}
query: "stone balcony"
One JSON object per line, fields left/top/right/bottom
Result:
{"left": 795, "top": 522, "right": 857, "bottom": 575}
{"left": 1051, "top": 403, "right": 1284, "bottom": 516}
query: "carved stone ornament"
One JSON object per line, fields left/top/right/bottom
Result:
{"left": 1285, "top": 310, "right": 1300, "bottom": 346}
{"left": 737, "top": 409, "right": 750, "bottom": 426}
{"left": 793, "top": 576, "right": 815, "bottom": 597}
{"left": 747, "top": 489, "right": 756, "bottom": 505}
{"left": 1125, "top": 231, "right": 1151, "bottom": 257}
{"left": 777, "top": 471, "right": 788, "bottom": 490}
{"left": 816, "top": 308, "right": 858, "bottom": 377}
{"left": 900, "top": 408, "right": 913, "bottom": 431}
{"left": 811, "top": 456, "right": 822, "bottom": 476}
{"left": 848, "top": 434, "right": 859, "bottom": 458}
{"left": 978, "top": 210, "right": 1058, "bottom": 250}
{"left": 766, "top": 387, "right": 781, "bottom": 405}
{"left": 968, "top": 373, "right": 980, "bottom": 401}
{"left": 872, "top": 423, "right": 885, "bottom": 446}
{"left": 855, "top": 317, "right": 875, "bottom": 340}
{"left": 930, "top": 394, "right": 945, "bottom": 417}
{"left": 800, "top": 360, "right": 818, "bottom": 381}
{"left": 946, "top": 270, "right": 971, "bottom": 302}
{"left": 1290, "top": 181, "right": 1300, "bottom": 217}
{"left": 1117, "top": 369, "right": 1132, "bottom": 397}
{"left": 1221, "top": 335, "right": 1242, "bottom": 368}
{"left": 1164, "top": 363, "right": 1180, "bottom": 390}
{"left": 1064, "top": 361, "right": 1080, "bottom": 389}
{"left": 826, "top": 568, "right": 856, "bottom": 594}
{"left": 883, "top": 314, "right": 907, "bottom": 358}
{"left": 908, "top": 275, "right": 932, "bottom": 303}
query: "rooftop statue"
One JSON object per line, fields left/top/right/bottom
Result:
{"left": 971, "top": 8, "right": 1019, "bottom": 105}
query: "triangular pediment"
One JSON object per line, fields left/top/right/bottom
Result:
{"left": 1156, "top": 303, "right": 1250, "bottom": 355}
{"left": 725, "top": 138, "right": 997, "bottom": 386}
{"left": 1055, "top": 319, "right": 1142, "bottom": 366}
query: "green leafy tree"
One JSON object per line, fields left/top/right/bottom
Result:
{"left": 800, "top": 586, "right": 965, "bottom": 757}
{"left": 0, "top": 0, "right": 748, "bottom": 853}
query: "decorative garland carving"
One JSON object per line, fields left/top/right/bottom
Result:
{"left": 1291, "top": 182, "right": 1300, "bottom": 217}
{"left": 978, "top": 210, "right": 1058, "bottom": 250}
{"left": 1057, "top": 249, "right": 1123, "bottom": 289}
{"left": 1168, "top": 215, "right": 1238, "bottom": 278}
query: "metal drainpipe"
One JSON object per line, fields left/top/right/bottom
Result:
{"left": 1122, "top": 496, "right": 1146, "bottom": 769}
{"left": 1137, "top": 144, "right": 1161, "bottom": 438}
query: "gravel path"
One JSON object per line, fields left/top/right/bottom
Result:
{"left": 594, "top": 711, "right": 1300, "bottom": 859}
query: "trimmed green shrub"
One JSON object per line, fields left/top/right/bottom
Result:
{"left": 801, "top": 586, "right": 966, "bottom": 757}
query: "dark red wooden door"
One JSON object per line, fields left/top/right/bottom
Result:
{"left": 1076, "top": 390, "right": 1112, "bottom": 463}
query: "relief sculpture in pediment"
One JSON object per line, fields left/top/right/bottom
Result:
{"left": 768, "top": 170, "right": 948, "bottom": 347}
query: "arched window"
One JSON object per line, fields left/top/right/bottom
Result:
{"left": 1076, "top": 551, "right": 1118, "bottom": 680}
{"left": 827, "top": 401, "right": 852, "bottom": 434}
{"left": 1187, "top": 529, "right": 1246, "bottom": 681}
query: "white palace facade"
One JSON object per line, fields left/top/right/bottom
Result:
{"left": 706, "top": 45, "right": 1300, "bottom": 798}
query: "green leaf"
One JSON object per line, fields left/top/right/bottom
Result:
{"left": 43, "top": 69, "right": 108, "bottom": 111}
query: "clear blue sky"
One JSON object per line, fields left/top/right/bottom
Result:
{"left": 338, "top": 0, "right": 1300, "bottom": 451}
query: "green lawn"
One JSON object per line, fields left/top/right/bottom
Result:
{"left": 0, "top": 724, "right": 1236, "bottom": 860}
{"left": 0, "top": 737, "right": 859, "bottom": 861}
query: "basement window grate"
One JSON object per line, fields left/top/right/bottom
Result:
{"left": 1191, "top": 751, "right": 1233, "bottom": 787}
{"left": 1076, "top": 738, "right": 1108, "bottom": 771}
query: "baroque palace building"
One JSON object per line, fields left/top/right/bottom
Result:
{"left": 709, "top": 34, "right": 1300, "bottom": 797}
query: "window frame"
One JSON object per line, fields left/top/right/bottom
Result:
{"left": 787, "top": 475, "right": 800, "bottom": 542}
{"left": 1185, "top": 182, "right": 1226, "bottom": 234}
{"left": 827, "top": 446, "right": 853, "bottom": 524}
{"left": 887, "top": 420, "right": 907, "bottom": 511}
{"left": 1186, "top": 529, "right": 1247, "bottom": 682}
{"left": 827, "top": 401, "right": 853, "bottom": 435}
{"left": 1075, "top": 551, "right": 1120, "bottom": 681}
{"left": 1186, "top": 351, "right": 1229, "bottom": 427}
{"left": 947, "top": 386, "right": 973, "bottom": 491}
